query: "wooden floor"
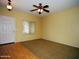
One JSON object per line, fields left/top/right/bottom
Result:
{"left": 0, "top": 43, "right": 39, "bottom": 59}
{"left": 0, "top": 39, "right": 79, "bottom": 59}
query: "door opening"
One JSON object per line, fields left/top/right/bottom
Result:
{"left": 0, "top": 15, "right": 16, "bottom": 44}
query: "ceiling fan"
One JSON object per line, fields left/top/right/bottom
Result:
{"left": 30, "top": 3, "right": 50, "bottom": 14}
{"left": 7, "top": 0, "right": 13, "bottom": 11}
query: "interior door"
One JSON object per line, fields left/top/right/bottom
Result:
{"left": 0, "top": 15, "right": 16, "bottom": 44}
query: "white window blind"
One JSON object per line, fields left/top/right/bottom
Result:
{"left": 23, "top": 21, "right": 35, "bottom": 34}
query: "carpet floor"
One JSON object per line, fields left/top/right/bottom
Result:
{"left": 21, "top": 39, "right": 79, "bottom": 59}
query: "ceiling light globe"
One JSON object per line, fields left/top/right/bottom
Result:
{"left": 37, "top": 9, "right": 40, "bottom": 12}
{"left": 37, "top": 9, "right": 43, "bottom": 12}
{"left": 40, "top": 9, "right": 43, "bottom": 12}
{"left": 7, "top": 5, "right": 12, "bottom": 10}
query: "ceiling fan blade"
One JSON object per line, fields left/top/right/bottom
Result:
{"left": 43, "top": 5, "right": 49, "bottom": 8}
{"left": 43, "top": 9, "right": 49, "bottom": 13}
{"left": 30, "top": 9, "right": 38, "bottom": 12}
{"left": 33, "top": 5, "right": 39, "bottom": 8}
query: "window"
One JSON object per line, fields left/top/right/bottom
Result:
{"left": 23, "top": 21, "right": 36, "bottom": 34}
{"left": 23, "top": 21, "right": 30, "bottom": 34}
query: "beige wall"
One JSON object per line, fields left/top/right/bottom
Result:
{"left": 42, "top": 7, "right": 79, "bottom": 48}
{"left": 0, "top": 7, "right": 42, "bottom": 42}
{"left": 0, "top": 7, "right": 79, "bottom": 48}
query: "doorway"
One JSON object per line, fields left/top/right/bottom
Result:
{"left": 0, "top": 15, "right": 16, "bottom": 44}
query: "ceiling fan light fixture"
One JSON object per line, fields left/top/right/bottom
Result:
{"left": 7, "top": 4, "right": 12, "bottom": 11}
{"left": 37, "top": 9, "right": 43, "bottom": 13}
{"left": 30, "top": 3, "right": 49, "bottom": 14}
{"left": 7, "top": 0, "right": 12, "bottom": 11}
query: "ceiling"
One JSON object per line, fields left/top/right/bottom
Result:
{"left": 0, "top": 0, "right": 78, "bottom": 16}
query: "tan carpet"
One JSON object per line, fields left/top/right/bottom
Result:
{"left": 21, "top": 39, "right": 79, "bottom": 59}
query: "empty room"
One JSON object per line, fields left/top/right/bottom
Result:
{"left": 0, "top": 0, "right": 79, "bottom": 59}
